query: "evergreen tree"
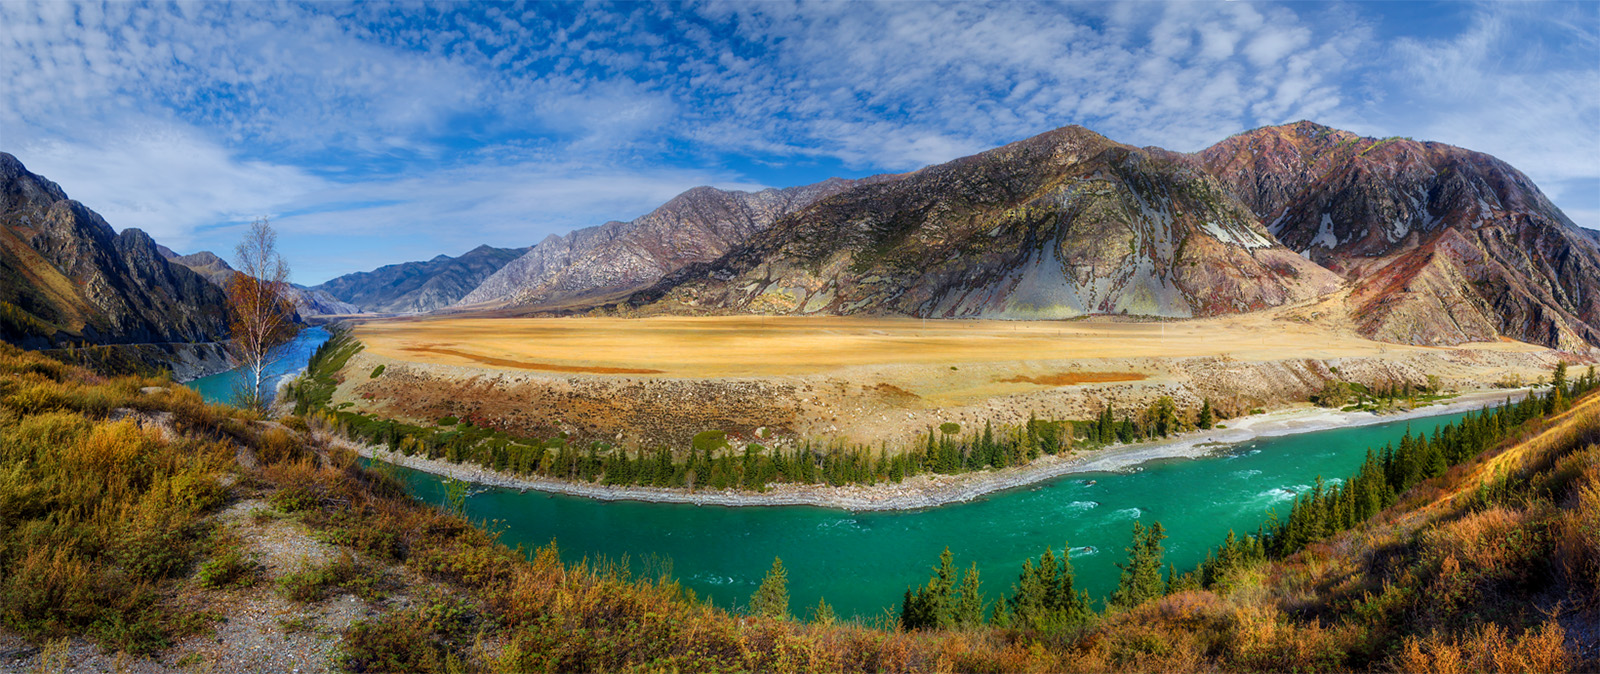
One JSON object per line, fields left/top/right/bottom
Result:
{"left": 1008, "top": 543, "right": 1093, "bottom": 631}
{"left": 900, "top": 547, "right": 960, "bottom": 630}
{"left": 989, "top": 592, "right": 1012, "bottom": 628}
{"left": 955, "top": 562, "right": 985, "bottom": 627}
{"left": 1109, "top": 521, "right": 1167, "bottom": 608}
{"left": 1198, "top": 399, "right": 1214, "bottom": 430}
{"left": 748, "top": 556, "right": 789, "bottom": 619}
{"left": 810, "top": 597, "right": 836, "bottom": 625}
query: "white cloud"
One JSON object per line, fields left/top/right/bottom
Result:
{"left": 11, "top": 124, "right": 322, "bottom": 250}
{"left": 1371, "top": 4, "right": 1600, "bottom": 226}
{"left": 2, "top": 0, "right": 1595, "bottom": 268}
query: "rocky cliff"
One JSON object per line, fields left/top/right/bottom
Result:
{"left": 313, "top": 244, "right": 527, "bottom": 314}
{"left": 0, "top": 152, "right": 230, "bottom": 349}
{"left": 628, "top": 126, "right": 1342, "bottom": 319}
{"left": 1199, "top": 121, "right": 1600, "bottom": 349}
{"left": 458, "top": 178, "right": 877, "bottom": 310}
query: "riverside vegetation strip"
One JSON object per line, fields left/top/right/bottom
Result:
{"left": 286, "top": 326, "right": 1554, "bottom": 508}
{"left": 4, "top": 339, "right": 1596, "bottom": 671}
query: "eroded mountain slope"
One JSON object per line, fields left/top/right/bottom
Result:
{"left": 314, "top": 244, "right": 528, "bottom": 314}
{"left": 629, "top": 126, "right": 1341, "bottom": 319}
{"left": 1200, "top": 121, "right": 1600, "bottom": 349}
{"left": 459, "top": 178, "right": 878, "bottom": 310}
{"left": 0, "top": 152, "right": 229, "bottom": 348}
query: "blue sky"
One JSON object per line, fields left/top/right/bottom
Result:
{"left": 2, "top": 1, "right": 1596, "bottom": 285}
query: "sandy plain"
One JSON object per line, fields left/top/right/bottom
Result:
{"left": 351, "top": 309, "right": 1546, "bottom": 379}
{"left": 335, "top": 298, "right": 1570, "bottom": 454}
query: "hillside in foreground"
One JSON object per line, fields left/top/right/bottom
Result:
{"left": 1, "top": 343, "right": 1594, "bottom": 671}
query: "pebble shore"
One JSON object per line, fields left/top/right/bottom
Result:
{"left": 344, "top": 387, "right": 1530, "bottom": 511}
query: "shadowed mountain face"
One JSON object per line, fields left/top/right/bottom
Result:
{"left": 313, "top": 245, "right": 528, "bottom": 314}
{"left": 628, "top": 126, "right": 1341, "bottom": 320}
{"left": 0, "top": 152, "right": 229, "bottom": 348}
{"left": 458, "top": 178, "right": 878, "bottom": 310}
{"left": 1200, "top": 121, "right": 1600, "bottom": 349}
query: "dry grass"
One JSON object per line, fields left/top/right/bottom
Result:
{"left": 0, "top": 344, "right": 248, "bottom": 654}
{"left": 1394, "top": 623, "right": 1570, "bottom": 674}
{"left": 349, "top": 312, "right": 1544, "bottom": 380}
{"left": 996, "top": 372, "right": 1148, "bottom": 386}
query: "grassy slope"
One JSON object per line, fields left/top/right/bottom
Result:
{"left": 1, "top": 341, "right": 1595, "bottom": 671}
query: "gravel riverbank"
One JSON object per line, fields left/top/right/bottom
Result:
{"left": 345, "top": 387, "right": 1532, "bottom": 512}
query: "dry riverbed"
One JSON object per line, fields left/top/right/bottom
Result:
{"left": 348, "top": 387, "right": 1532, "bottom": 512}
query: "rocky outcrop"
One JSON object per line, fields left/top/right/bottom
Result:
{"left": 458, "top": 178, "right": 877, "bottom": 310}
{"left": 628, "top": 126, "right": 1342, "bottom": 319}
{"left": 1199, "top": 121, "right": 1600, "bottom": 349}
{"left": 0, "top": 152, "right": 230, "bottom": 348}
{"left": 313, "top": 244, "right": 527, "bottom": 314}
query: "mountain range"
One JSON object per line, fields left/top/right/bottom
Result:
{"left": 1200, "top": 121, "right": 1599, "bottom": 350}
{"left": 4, "top": 120, "right": 1596, "bottom": 355}
{"left": 456, "top": 178, "right": 882, "bottom": 310}
{"left": 627, "top": 126, "right": 1341, "bottom": 320}
{"left": 0, "top": 152, "right": 229, "bottom": 349}
{"left": 154, "top": 247, "right": 361, "bottom": 317}
{"left": 311, "top": 244, "right": 528, "bottom": 314}
{"left": 612, "top": 122, "right": 1597, "bottom": 350}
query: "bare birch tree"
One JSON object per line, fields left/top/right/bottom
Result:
{"left": 227, "top": 217, "right": 299, "bottom": 411}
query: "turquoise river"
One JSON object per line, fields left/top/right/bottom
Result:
{"left": 186, "top": 326, "right": 330, "bottom": 405}
{"left": 387, "top": 413, "right": 1467, "bottom": 620}
{"left": 187, "top": 329, "right": 1473, "bottom": 620}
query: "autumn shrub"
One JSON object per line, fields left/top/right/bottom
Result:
{"left": 1393, "top": 622, "right": 1570, "bottom": 674}
{"left": 1550, "top": 442, "right": 1600, "bottom": 577}
{"left": 257, "top": 426, "right": 304, "bottom": 464}
{"left": 342, "top": 609, "right": 460, "bottom": 673}
{"left": 0, "top": 350, "right": 238, "bottom": 653}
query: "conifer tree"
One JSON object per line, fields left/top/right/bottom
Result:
{"left": 810, "top": 597, "right": 836, "bottom": 625}
{"left": 989, "top": 592, "right": 1012, "bottom": 627}
{"left": 1110, "top": 521, "right": 1167, "bottom": 608}
{"left": 955, "top": 562, "right": 985, "bottom": 627}
{"left": 749, "top": 556, "right": 789, "bottom": 619}
{"left": 1198, "top": 399, "right": 1215, "bottom": 430}
{"left": 900, "top": 547, "right": 959, "bottom": 630}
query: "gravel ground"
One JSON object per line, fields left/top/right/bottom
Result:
{"left": 0, "top": 498, "right": 411, "bottom": 673}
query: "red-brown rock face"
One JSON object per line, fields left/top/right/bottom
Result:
{"left": 1200, "top": 122, "right": 1600, "bottom": 349}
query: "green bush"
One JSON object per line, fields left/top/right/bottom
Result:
{"left": 277, "top": 554, "right": 383, "bottom": 603}
{"left": 939, "top": 422, "right": 961, "bottom": 435}
{"left": 197, "top": 547, "right": 261, "bottom": 590}
{"left": 369, "top": 364, "right": 386, "bottom": 378}
{"left": 691, "top": 430, "right": 729, "bottom": 453}
{"left": 436, "top": 416, "right": 458, "bottom": 426}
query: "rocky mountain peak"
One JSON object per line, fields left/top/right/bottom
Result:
{"left": 456, "top": 176, "right": 881, "bottom": 309}
{"left": 1199, "top": 122, "right": 1600, "bottom": 349}
{"left": 628, "top": 124, "right": 1341, "bottom": 320}
{"left": 312, "top": 244, "right": 530, "bottom": 314}
{"left": 0, "top": 153, "right": 230, "bottom": 347}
